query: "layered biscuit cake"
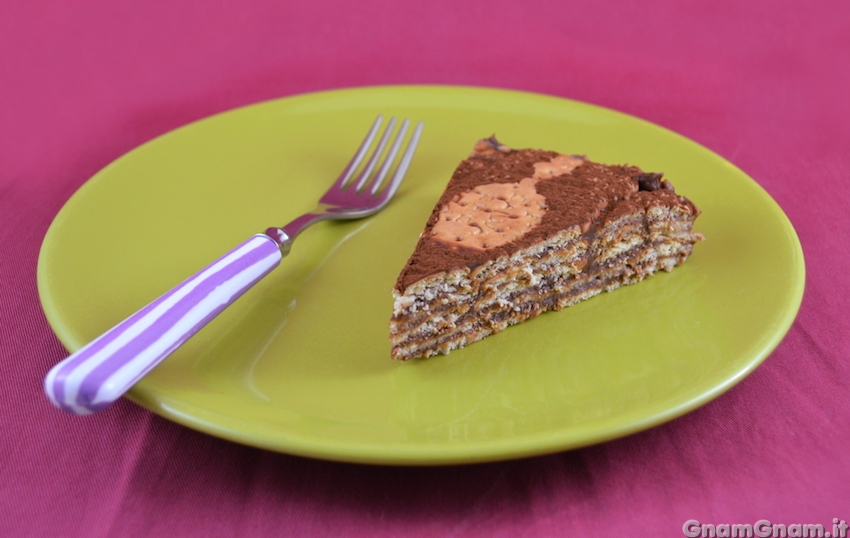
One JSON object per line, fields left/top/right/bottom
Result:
{"left": 390, "top": 137, "right": 703, "bottom": 360}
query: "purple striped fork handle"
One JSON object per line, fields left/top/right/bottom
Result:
{"left": 44, "top": 234, "right": 282, "bottom": 415}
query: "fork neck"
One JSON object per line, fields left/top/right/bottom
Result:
{"left": 264, "top": 211, "right": 329, "bottom": 255}
{"left": 263, "top": 227, "right": 294, "bottom": 255}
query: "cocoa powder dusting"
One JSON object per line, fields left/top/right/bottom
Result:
{"left": 394, "top": 140, "right": 699, "bottom": 292}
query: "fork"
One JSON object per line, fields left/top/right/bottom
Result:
{"left": 44, "top": 115, "right": 423, "bottom": 415}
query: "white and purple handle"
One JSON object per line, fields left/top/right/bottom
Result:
{"left": 44, "top": 234, "right": 283, "bottom": 415}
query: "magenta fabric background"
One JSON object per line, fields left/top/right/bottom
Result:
{"left": 3, "top": 1, "right": 849, "bottom": 536}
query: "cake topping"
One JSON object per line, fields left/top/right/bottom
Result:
{"left": 393, "top": 140, "right": 700, "bottom": 293}
{"left": 532, "top": 154, "right": 584, "bottom": 179}
{"left": 430, "top": 153, "right": 585, "bottom": 251}
{"left": 430, "top": 177, "right": 546, "bottom": 250}
{"left": 470, "top": 135, "right": 513, "bottom": 157}
{"left": 636, "top": 172, "right": 664, "bottom": 191}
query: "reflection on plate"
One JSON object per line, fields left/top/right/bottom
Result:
{"left": 38, "top": 85, "right": 804, "bottom": 464}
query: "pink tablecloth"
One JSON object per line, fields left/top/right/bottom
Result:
{"left": 3, "top": 2, "right": 849, "bottom": 536}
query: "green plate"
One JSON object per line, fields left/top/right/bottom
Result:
{"left": 38, "top": 85, "right": 805, "bottom": 465}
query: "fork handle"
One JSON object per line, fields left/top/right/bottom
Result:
{"left": 44, "top": 234, "right": 282, "bottom": 415}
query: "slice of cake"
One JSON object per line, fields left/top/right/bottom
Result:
{"left": 390, "top": 137, "right": 704, "bottom": 360}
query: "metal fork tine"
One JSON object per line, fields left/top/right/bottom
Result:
{"left": 376, "top": 121, "right": 424, "bottom": 200}
{"left": 334, "top": 115, "right": 383, "bottom": 189}
{"left": 353, "top": 116, "right": 397, "bottom": 192}
{"left": 369, "top": 118, "right": 409, "bottom": 195}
